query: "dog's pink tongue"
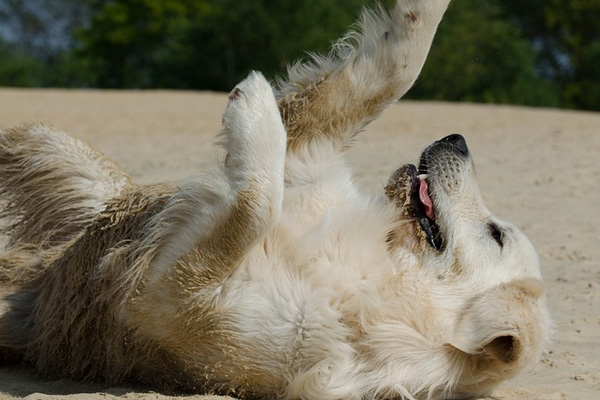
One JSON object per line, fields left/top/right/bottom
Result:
{"left": 419, "top": 179, "right": 435, "bottom": 219}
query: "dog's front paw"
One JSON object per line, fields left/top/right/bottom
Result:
{"left": 221, "top": 71, "right": 286, "bottom": 184}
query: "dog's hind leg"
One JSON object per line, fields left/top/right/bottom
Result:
{"left": 142, "top": 71, "right": 287, "bottom": 289}
{"left": 0, "top": 125, "right": 132, "bottom": 361}
{"left": 277, "top": 0, "right": 451, "bottom": 152}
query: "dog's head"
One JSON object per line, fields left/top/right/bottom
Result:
{"left": 385, "top": 134, "right": 550, "bottom": 395}
{"left": 387, "top": 134, "right": 542, "bottom": 280}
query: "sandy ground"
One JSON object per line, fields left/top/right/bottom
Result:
{"left": 0, "top": 88, "right": 598, "bottom": 399}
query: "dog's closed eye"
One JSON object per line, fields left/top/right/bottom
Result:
{"left": 489, "top": 223, "right": 504, "bottom": 248}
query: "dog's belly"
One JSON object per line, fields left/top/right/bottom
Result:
{"left": 217, "top": 264, "right": 356, "bottom": 396}
{"left": 206, "top": 207, "right": 393, "bottom": 394}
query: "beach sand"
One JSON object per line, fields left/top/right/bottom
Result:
{"left": 0, "top": 88, "right": 598, "bottom": 399}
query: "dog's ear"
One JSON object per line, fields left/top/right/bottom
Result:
{"left": 447, "top": 278, "right": 547, "bottom": 366}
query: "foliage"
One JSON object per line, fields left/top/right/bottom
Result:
{"left": 153, "top": 0, "right": 370, "bottom": 90}
{"left": 73, "top": 0, "right": 370, "bottom": 89}
{"left": 0, "top": 37, "right": 42, "bottom": 87}
{"left": 0, "top": 0, "right": 598, "bottom": 110}
{"left": 502, "top": 0, "right": 600, "bottom": 110}
{"left": 41, "top": 51, "right": 98, "bottom": 88}
{"left": 406, "top": 0, "right": 559, "bottom": 107}
{"left": 71, "top": 0, "right": 210, "bottom": 88}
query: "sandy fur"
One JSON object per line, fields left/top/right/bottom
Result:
{"left": 0, "top": 1, "right": 550, "bottom": 399}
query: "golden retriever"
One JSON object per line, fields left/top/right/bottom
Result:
{"left": 0, "top": 0, "right": 550, "bottom": 399}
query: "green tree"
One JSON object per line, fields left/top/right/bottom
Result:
{"left": 153, "top": 0, "right": 371, "bottom": 90}
{"left": 574, "top": 40, "right": 600, "bottom": 109}
{"left": 41, "top": 50, "right": 97, "bottom": 88}
{"left": 75, "top": 0, "right": 209, "bottom": 88}
{"left": 502, "top": 0, "right": 600, "bottom": 110}
{"left": 407, "top": 0, "right": 559, "bottom": 107}
{"left": 0, "top": 37, "right": 42, "bottom": 87}
{"left": 3, "top": 0, "right": 597, "bottom": 110}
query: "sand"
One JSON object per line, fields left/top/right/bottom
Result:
{"left": 0, "top": 88, "right": 598, "bottom": 399}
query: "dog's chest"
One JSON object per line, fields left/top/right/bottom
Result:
{"left": 223, "top": 197, "right": 391, "bottom": 329}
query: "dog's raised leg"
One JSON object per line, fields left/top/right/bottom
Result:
{"left": 278, "top": 0, "right": 451, "bottom": 152}
{"left": 143, "top": 71, "right": 286, "bottom": 291}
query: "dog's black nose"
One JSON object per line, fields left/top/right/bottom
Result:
{"left": 439, "top": 134, "right": 469, "bottom": 156}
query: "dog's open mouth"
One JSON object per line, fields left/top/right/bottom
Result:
{"left": 385, "top": 163, "right": 444, "bottom": 251}
{"left": 386, "top": 134, "right": 471, "bottom": 251}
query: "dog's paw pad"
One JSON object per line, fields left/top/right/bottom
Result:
{"left": 228, "top": 87, "right": 242, "bottom": 101}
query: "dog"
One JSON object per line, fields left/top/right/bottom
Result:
{"left": 0, "top": 0, "right": 550, "bottom": 399}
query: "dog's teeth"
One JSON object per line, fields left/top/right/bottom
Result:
{"left": 418, "top": 174, "right": 429, "bottom": 180}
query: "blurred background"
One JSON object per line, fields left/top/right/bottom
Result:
{"left": 0, "top": 0, "right": 598, "bottom": 110}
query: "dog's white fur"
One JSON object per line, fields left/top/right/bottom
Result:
{"left": 0, "top": 1, "right": 550, "bottom": 399}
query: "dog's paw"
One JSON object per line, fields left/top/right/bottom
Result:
{"left": 225, "top": 71, "right": 275, "bottom": 108}
{"left": 222, "top": 71, "right": 285, "bottom": 146}
{"left": 220, "top": 71, "right": 287, "bottom": 186}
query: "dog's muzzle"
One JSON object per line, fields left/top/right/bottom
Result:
{"left": 386, "top": 134, "right": 470, "bottom": 251}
